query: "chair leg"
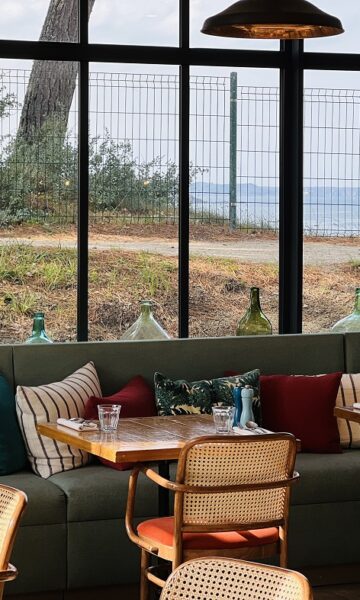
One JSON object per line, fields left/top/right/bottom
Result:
{"left": 279, "top": 525, "right": 288, "bottom": 568}
{"left": 140, "top": 548, "right": 150, "bottom": 600}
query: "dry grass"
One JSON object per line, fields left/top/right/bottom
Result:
{"left": 0, "top": 241, "right": 357, "bottom": 344}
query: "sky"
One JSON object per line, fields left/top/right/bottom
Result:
{"left": 0, "top": 1, "right": 358, "bottom": 221}
{"left": 0, "top": 0, "right": 359, "bottom": 87}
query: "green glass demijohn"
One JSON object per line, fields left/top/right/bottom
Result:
{"left": 331, "top": 288, "right": 360, "bottom": 333}
{"left": 236, "top": 287, "right": 272, "bottom": 336}
{"left": 26, "top": 312, "right": 53, "bottom": 344}
{"left": 121, "top": 300, "right": 171, "bottom": 341}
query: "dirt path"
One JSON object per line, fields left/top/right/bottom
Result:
{"left": 1, "top": 236, "right": 359, "bottom": 265}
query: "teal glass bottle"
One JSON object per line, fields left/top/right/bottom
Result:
{"left": 236, "top": 287, "right": 272, "bottom": 336}
{"left": 121, "top": 300, "right": 171, "bottom": 340}
{"left": 331, "top": 288, "right": 360, "bottom": 333}
{"left": 25, "top": 312, "right": 53, "bottom": 344}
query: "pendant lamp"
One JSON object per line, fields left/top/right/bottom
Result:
{"left": 201, "top": 0, "right": 344, "bottom": 39}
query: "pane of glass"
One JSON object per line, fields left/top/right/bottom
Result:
{"left": 0, "top": 58, "right": 78, "bottom": 343}
{"left": 88, "top": 64, "right": 179, "bottom": 341}
{"left": 0, "top": 0, "right": 79, "bottom": 42}
{"left": 189, "top": 66, "right": 279, "bottom": 338}
{"left": 303, "top": 70, "right": 360, "bottom": 333}
{"left": 191, "top": 0, "right": 279, "bottom": 50}
{"left": 89, "top": 0, "right": 179, "bottom": 46}
{"left": 305, "top": 1, "right": 357, "bottom": 53}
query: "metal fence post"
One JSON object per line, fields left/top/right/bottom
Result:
{"left": 229, "top": 72, "right": 237, "bottom": 229}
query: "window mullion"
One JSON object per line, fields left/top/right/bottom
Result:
{"left": 279, "top": 40, "right": 304, "bottom": 334}
{"left": 178, "top": 0, "right": 190, "bottom": 338}
{"left": 77, "top": 0, "right": 89, "bottom": 340}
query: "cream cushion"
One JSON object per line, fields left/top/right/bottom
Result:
{"left": 16, "top": 361, "right": 102, "bottom": 478}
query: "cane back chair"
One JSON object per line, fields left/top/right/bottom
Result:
{"left": 160, "top": 557, "right": 313, "bottom": 600}
{"left": 125, "top": 433, "right": 299, "bottom": 600}
{"left": 0, "top": 484, "right": 27, "bottom": 600}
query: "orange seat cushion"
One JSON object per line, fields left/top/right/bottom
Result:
{"left": 137, "top": 516, "right": 279, "bottom": 550}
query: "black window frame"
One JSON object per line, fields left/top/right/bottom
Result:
{"left": 0, "top": 1, "right": 357, "bottom": 340}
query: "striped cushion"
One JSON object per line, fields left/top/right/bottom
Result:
{"left": 16, "top": 362, "right": 102, "bottom": 478}
{"left": 337, "top": 373, "right": 360, "bottom": 449}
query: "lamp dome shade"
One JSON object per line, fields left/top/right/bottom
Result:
{"left": 201, "top": 0, "right": 344, "bottom": 39}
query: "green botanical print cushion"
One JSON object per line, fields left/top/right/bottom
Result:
{"left": 154, "top": 369, "right": 260, "bottom": 421}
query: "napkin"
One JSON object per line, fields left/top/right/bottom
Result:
{"left": 57, "top": 418, "right": 99, "bottom": 431}
{"left": 353, "top": 402, "right": 360, "bottom": 411}
{"left": 233, "top": 426, "right": 273, "bottom": 435}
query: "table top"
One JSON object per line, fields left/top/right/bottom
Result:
{"left": 37, "top": 415, "right": 221, "bottom": 463}
{"left": 38, "top": 415, "right": 300, "bottom": 463}
{"left": 334, "top": 405, "right": 360, "bottom": 424}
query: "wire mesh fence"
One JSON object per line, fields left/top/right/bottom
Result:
{"left": 0, "top": 68, "right": 359, "bottom": 236}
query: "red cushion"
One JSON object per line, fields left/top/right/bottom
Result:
{"left": 137, "top": 516, "right": 279, "bottom": 550}
{"left": 260, "top": 372, "right": 342, "bottom": 453}
{"left": 84, "top": 375, "right": 156, "bottom": 470}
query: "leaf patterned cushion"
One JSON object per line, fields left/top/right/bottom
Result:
{"left": 154, "top": 369, "right": 260, "bottom": 421}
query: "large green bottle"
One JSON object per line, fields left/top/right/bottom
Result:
{"left": 121, "top": 300, "right": 171, "bottom": 340}
{"left": 25, "top": 312, "right": 53, "bottom": 344}
{"left": 236, "top": 287, "right": 272, "bottom": 336}
{"left": 331, "top": 288, "right": 360, "bottom": 332}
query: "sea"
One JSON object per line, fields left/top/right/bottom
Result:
{"left": 190, "top": 182, "right": 360, "bottom": 236}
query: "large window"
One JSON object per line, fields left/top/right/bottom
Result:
{"left": 303, "top": 70, "right": 360, "bottom": 333}
{"left": 0, "top": 58, "right": 78, "bottom": 344}
{"left": 0, "top": 1, "right": 358, "bottom": 342}
{"left": 189, "top": 66, "right": 279, "bottom": 337}
{"left": 89, "top": 0, "right": 179, "bottom": 46}
{"left": 88, "top": 63, "right": 179, "bottom": 340}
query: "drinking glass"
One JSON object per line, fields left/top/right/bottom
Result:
{"left": 97, "top": 404, "right": 121, "bottom": 432}
{"left": 212, "top": 406, "right": 235, "bottom": 434}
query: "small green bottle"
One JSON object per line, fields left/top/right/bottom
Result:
{"left": 25, "top": 312, "right": 53, "bottom": 344}
{"left": 121, "top": 300, "right": 171, "bottom": 341}
{"left": 236, "top": 287, "right": 272, "bottom": 336}
{"left": 331, "top": 288, "right": 360, "bottom": 332}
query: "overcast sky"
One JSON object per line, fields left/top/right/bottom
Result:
{"left": 0, "top": 1, "right": 359, "bottom": 87}
{"left": 0, "top": 1, "right": 358, "bottom": 194}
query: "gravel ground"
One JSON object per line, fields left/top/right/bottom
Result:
{"left": 0, "top": 236, "right": 359, "bottom": 266}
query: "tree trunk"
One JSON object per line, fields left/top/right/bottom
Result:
{"left": 18, "top": 0, "right": 95, "bottom": 142}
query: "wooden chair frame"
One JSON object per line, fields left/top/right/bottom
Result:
{"left": 125, "top": 433, "right": 299, "bottom": 600}
{"left": 160, "top": 557, "right": 313, "bottom": 600}
{"left": 0, "top": 484, "right": 27, "bottom": 600}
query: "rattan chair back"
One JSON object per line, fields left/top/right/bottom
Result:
{"left": 160, "top": 557, "right": 313, "bottom": 600}
{"left": 175, "top": 434, "right": 297, "bottom": 529}
{"left": 0, "top": 484, "right": 27, "bottom": 570}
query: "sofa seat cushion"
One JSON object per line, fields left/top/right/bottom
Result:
{"left": 292, "top": 450, "right": 360, "bottom": 505}
{"left": 0, "top": 470, "right": 66, "bottom": 525}
{"left": 49, "top": 463, "right": 160, "bottom": 522}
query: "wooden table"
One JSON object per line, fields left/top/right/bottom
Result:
{"left": 334, "top": 405, "right": 360, "bottom": 424}
{"left": 37, "top": 414, "right": 219, "bottom": 463}
{"left": 38, "top": 415, "right": 299, "bottom": 515}
{"left": 38, "top": 415, "right": 219, "bottom": 515}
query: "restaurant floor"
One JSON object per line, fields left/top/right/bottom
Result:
{"left": 11, "top": 582, "right": 360, "bottom": 599}
{"left": 314, "top": 585, "right": 360, "bottom": 599}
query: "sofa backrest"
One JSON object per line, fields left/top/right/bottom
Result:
{"left": 344, "top": 333, "right": 360, "bottom": 372}
{"left": 0, "top": 346, "right": 15, "bottom": 389}
{"left": 10, "top": 333, "right": 345, "bottom": 395}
